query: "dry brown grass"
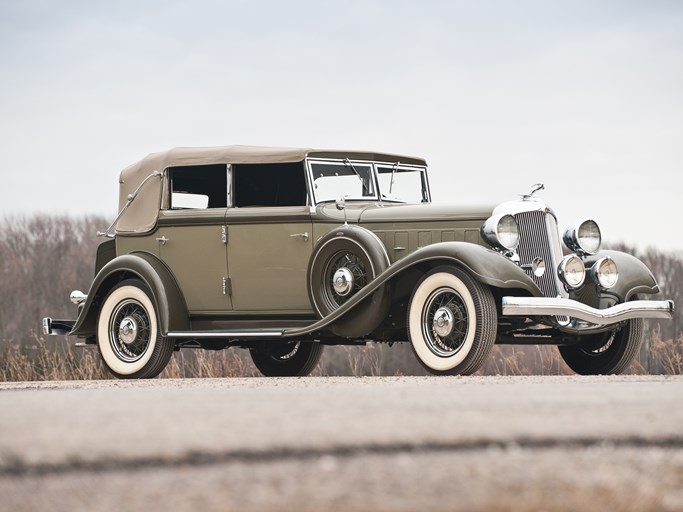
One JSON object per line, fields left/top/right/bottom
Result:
{"left": 0, "top": 334, "right": 109, "bottom": 382}
{"left": 2, "top": 334, "right": 681, "bottom": 382}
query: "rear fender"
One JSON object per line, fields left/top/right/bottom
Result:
{"left": 70, "top": 252, "right": 189, "bottom": 337}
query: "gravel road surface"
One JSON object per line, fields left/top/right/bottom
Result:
{"left": 1, "top": 375, "right": 682, "bottom": 511}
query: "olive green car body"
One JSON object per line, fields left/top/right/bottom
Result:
{"left": 43, "top": 145, "right": 674, "bottom": 378}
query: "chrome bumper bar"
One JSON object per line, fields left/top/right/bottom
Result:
{"left": 502, "top": 297, "right": 675, "bottom": 325}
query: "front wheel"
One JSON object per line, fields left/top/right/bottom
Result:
{"left": 407, "top": 267, "right": 497, "bottom": 376}
{"left": 97, "top": 279, "right": 174, "bottom": 379}
{"left": 558, "top": 318, "right": 644, "bottom": 375}
{"left": 250, "top": 341, "right": 324, "bottom": 377}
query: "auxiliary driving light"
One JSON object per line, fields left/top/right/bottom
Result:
{"left": 558, "top": 254, "right": 586, "bottom": 289}
{"left": 591, "top": 256, "right": 619, "bottom": 289}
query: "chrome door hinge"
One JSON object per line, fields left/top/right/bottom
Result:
{"left": 222, "top": 277, "right": 232, "bottom": 295}
{"left": 221, "top": 225, "right": 228, "bottom": 244}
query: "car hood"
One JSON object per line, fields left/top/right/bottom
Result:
{"left": 316, "top": 202, "right": 495, "bottom": 224}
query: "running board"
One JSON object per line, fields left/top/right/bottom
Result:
{"left": 167, "top": 330, "right": 286, "bottom": 339}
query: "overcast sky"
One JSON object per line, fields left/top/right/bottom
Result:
{"left": 1, "top": 0, "right": 681, "bottom": 251}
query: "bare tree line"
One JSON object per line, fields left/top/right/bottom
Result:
{"left": 0, "top": 215, "right": 680, "bottom": 380}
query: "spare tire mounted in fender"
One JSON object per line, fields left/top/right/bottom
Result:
{"left": 308, "top": 226, "right": 390, "bottom": 338}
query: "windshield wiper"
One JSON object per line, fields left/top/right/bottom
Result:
{"left": 389, "top": 161, "right": 400, "bottom": 194}
{"left": 343, "top": 158, "right": 369, "bottom": 195}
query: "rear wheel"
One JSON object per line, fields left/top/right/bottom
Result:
{"left": 250, "top": 341, "right": 324, "bottom": 377}
{"left": 559, "top": 318, "right": 644, "bottom": 375}
{"left": 407, "top": 267, "right": 497, "bottom": 376}
{"left": 97, "top": 280, "right": 174, "bottom": 379}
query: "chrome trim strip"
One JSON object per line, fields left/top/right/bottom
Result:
{"left": 502, "top": 297, "right": 675, "bottom": 325}
{"left": 167, "top": 330, "right": 285, "bottom": 338}
{"left": 545, "top": 213, "right": 567, "bottom": 298}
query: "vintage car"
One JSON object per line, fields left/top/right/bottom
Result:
{"left": 43, "top": 145, "right": 674, "bottom": 378}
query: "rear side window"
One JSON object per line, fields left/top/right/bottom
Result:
{"left": 168, "top": 164, "right": 228, "bottom": 209}
{"left": 232, "top": 162, "right": 307, "bottom": 207}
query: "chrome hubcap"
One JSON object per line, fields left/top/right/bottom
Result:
{"left": 432, "top": 307, "right": 454, "bottom": 337}
{"left": 118, "top": 316, "right": 138, "bottom": 345}
{"left": 332, "top": 268, "right": 354, "bottom": 296}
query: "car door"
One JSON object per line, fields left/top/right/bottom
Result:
{"left": 155, "top": 164, "right": 232, "bottom": 313}
{"left": 156, "top": 209, "right": 232, "bottom": 313}
{"left": 225, "top": 161, "right": 313, "bottom": 312}
{"left": 226, "top": 206, "right": 313, "bottom": 311}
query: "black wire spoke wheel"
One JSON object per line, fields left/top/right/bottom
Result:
{"left": 108, "top": 299, "right": 153, "bottom": 362}
{"left": 559, "top": 318, "right": 644, "bottom": 375}
{"left": 422, "top": 287, "right": 470, "bottom": 357}
{"left": 250, "top": 341, "right": 324, "bottom": 377}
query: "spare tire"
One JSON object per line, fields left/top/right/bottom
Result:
{"left": 307, "top": 225, "right": 390, "bottom": 337}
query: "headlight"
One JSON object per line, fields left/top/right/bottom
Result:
{"left": 563, "top": 219, "right": 601, "bottom": 255}
{"left": 558, "top": 254, "right": 586, "bottom": 289}
{"left": 481, "top": 214, "right": 520, "bottom": 252}
{"left": 591, "top": 256, "right": 619, "bottom": 289}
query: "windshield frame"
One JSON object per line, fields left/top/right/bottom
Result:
{"left": 375, "top": 162, "right": 432, "bottom": 204}
{"left": 306, "top": 157, "right": 431, "bottom": 205}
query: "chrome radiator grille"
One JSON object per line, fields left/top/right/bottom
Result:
{"left": 515, "top": 210, "right": 564, "bottom": 298}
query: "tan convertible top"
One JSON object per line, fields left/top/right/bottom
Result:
{"left": 116, "top": 145, "right": 427, "bottom": 234}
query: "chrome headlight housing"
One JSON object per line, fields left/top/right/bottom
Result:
{"left": 481, "top": 214, "right": 520, "bottom": 252}
{"left": 591, "top": 256, "right": 619, "bottom": 289}
{"left": 563, "top": 219, "right": 601, "bottom": 255}
{"left": 558, "top": 254, "right": 586, "bottom": 289}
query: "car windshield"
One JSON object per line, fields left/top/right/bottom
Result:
{"left": 376, "top": 165, "right": 429, "bottom": 203}
{"left": 309, "top": 161, "right": 376, "bottom": 203}
{"left": 308, "top": 159, "right": 430, "bottom": 204}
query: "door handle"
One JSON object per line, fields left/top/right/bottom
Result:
{"left": 156, "top": 236, "right": 169, "bottom": 245}
{"left": 290, "top": 232, "right": 309, "bottom": 242}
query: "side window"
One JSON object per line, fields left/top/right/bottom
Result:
{"left": 232, "top": 162, "right": 307, "bottom": 207}
{"left": 168, "top": 164, "right": 228, "bottom": 209}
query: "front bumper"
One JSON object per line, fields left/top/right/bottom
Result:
{"left": 42, "top": 317, "right": 75, "bottom": 336}
{"left": 502, "top": 297, "right": 674, "bottom": 325}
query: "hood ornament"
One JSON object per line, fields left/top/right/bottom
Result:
{"left": 521, "top": 183, "right": 544, "bottom": 201}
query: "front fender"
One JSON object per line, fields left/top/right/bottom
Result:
{"left": 71, "top": 252, "right": 189, "bottom": 337}
{"left": 388, "top": 242, "right": 543, "bottom": 296}
{"left": 284, "top": 242, "right": 541, "bottom": 338}
{"left": 584, "top": 250, "right": 659, "bottom": 299}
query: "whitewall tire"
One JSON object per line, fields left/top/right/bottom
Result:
{"left": 407, "top": 267, "right": 497, "bottom": 375}
{"left": 97, "top": 280, "right": 173, "bottom": 379}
